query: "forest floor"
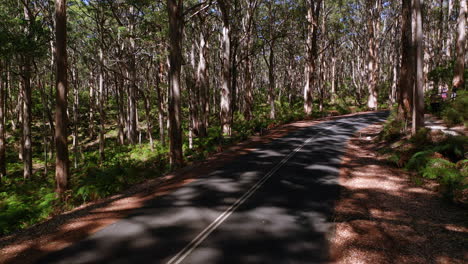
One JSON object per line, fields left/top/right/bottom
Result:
{"left": 330, "top": 122, "right": 468, "bottom": 264}
{"left": 1, "top": 112, "right": 467, "bottom": 264}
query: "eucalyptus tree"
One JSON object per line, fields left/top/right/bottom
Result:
{"left": 55, "top": 0, "right": 70, "bottom": 195}
{"left": 303, "top": 0, "right": 322, "bottom": 115}
{"left": 453, "top": 0, "right": 466, "bottom": 90}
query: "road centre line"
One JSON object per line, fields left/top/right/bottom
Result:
{"left": 166, "top": 124, "right": 334, "bottom": 264}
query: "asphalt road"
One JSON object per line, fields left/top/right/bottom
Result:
{"left": 38, "top": 112, "right": 388, "bottom": 264}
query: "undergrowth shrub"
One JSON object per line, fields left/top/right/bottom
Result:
{"left": 405, "top": 135, "right": 467, "bottom": 202}
{"left": 380, "top": 111, "right": 405, "bottom": 141}
{"left": 441, "top": 91, "right": 468, "bottom": 127}
{"left": 410, "top": 128, "right": 431, "bottom": 146}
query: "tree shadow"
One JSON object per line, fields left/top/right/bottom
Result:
{"left": 331, "top": 124, "right": 468, "bottom": 264}
{"left": 29, "top": 112, "right": 394, "bottom": 264}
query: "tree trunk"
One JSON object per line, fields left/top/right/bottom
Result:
{"left": 156, "top": 61, "right": 165, "bottom": 146}
{"left": 268, "top": 43, "right": 276, "bottom": 119}
{"left": 366, "top": 0, "right": 380, "bottom": 110}
{"left": 219, "top": 1, "right": 233, "bottom": 136}
{"left": 0, "top": 61, "right": 6, "bottom": 180}
{"left": 98, "top": 48, "right": 105, "bottom": 162}
{"left": 242, "top": 1, "right": 255, "bottom": 121}
{"left": 128, "top": 11, "right": 138, "bottom": 145}
{"left": 412, "top": 0, "right": 425, "bottom": 134}
{"left": 55, "top": 0, "right": 70, "bottom": 195}
{"left": 167, "top": 0, "right": 184, "bottom": 167}
{"left": 21, "top": 58, "right": 32, "bottom": 179}
{"left": 398, "top": 0, "right": 414, "bottom": 121}
{"left": 196, "top": 29, "right": 208, "bottom": 137}
{"left": 89, "top": 71, "right": 95, "bottom": 138}
{"left": 304, "top": 0, "right": 321, "bottom": 115}
{"left": 453, "top": 0, "right": 466, "bottom": 90}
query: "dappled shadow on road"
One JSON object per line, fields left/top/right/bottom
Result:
{"left": 331, "top": 124, "right": 468, "bottom": 264}
{"left": 34, "top": 112, "right": 389, "bottom": 264}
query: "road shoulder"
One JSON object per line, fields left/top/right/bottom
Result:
{"left": 330, "top": 122, "right": 468, "bottom": 264}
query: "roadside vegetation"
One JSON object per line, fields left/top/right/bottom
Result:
{"left": 379, "top": 92, "right": 467, "bottom": 204}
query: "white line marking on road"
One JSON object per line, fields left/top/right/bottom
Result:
{"left": 166, "top": 125, "right": 333, "bottom": 264}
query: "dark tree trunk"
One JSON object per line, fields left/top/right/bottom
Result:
{"left": 0, "top": 61, "right": 6, "bottom": 180}
{"left": 55, "top": 0, "right": 70, "bottom": 195}
{"left": 167, "top": 0, "right": 184, "bottom": 167}
{"left": 398, "top": 0, "right": 414, "bottom": 121}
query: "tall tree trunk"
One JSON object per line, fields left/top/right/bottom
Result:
{"left": 128, "top": 10, "right": 138, "bottom": 145}
{"left": 21, "top": 58, "right": 32, "bottom": 179}
{"left": 196, "top": 29, "right": 208, "bottom": 137}
{"left": 156, "top": 61, "right": 165, "bottom": 146}
{"left": 398, "top": 0, "right": 415, "bottom": 121}
{"left": 167, "top": 0, "right": 184, "bottom": 167}
{"left": 115, "top": 75, "right": 125, "bottom": 145}
{"left": 412, "top": 0, "right": 425, "bottom": 134}
{"left": 366, "top": 0, "right": 380, "bottom": 110}
{"left": 446, "top": 0, "right": 454, "bottom": 58}
{"left": 304, "top": 0, "right": 321, "bottom": 115}
{"left": 71, "top": 66, "right": 79, "bottom": 169}
{"left": 219, "top": 1, "right": 232, "bottom": 136}
{"left": 98, "top": 48, "right": 105, "bottom": 162}
{"left": 0, "top": 61, "right": 6, "bottom": 180}
{"left": 55, "top": 0, "right": 70, "bottom": 195}
{"left": 242, "top": 1, "right": 255, "bottom": 121}
{"left": 453, "top": 0, "right": 466, "bottom": 91}
{"left": 331, "top": 53, "right": 337, "bottom": 104}
{"left": 89, "top": 71, "right": 95, "bottom": 138}
{"left": 268, "top": 43, "right": 276, "bottom": 119}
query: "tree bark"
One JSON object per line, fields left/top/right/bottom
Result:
{"left": 21, "top": 58, "right": 32, "bottom": 179}
{"left": 98, "top": 48, "right": 105, "bottom": 162}
{"left": 128, "top": 8, "right": 138, "bottom": 145}
{"left": 304, "top": 0, "right": 321, "bottom": 115}
{"left": 218, "top": 0, "right": 233, "bottom": 136}
{"left": 412, "top": 0, "right": 425, "bottom": 134}
{"left": 156, "top": 61, "right": 165, "bottom": 146}
{"left": 366, "top": 0, "right": 380, "bottom": 110}
{"left": 167, "top": 0, "right": 184, "bottom": 167}
{"left": 453, "top": 0, "right": 466, "bottom": 90}
{"left": 0, "top": 61, "right": 6, "bottom": 180}
{"left": 268, "top": 42, "right": 276, "bottom": 119}
{"left": 398, "top": 0, "right": 414, "bottom": 121}
{"left": 55, "top": 0, "right": 70, "bottom": 195}
{"left": 196, "top": 28, "right": 209, "bottom": 137}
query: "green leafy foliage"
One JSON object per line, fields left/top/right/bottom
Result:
{"left": 440, "top": 91, "right": 468, "bottom": 127}
{"left": 403, "top": 135, "right": 467, "bottom": 202}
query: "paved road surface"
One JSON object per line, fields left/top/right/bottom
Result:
{"left": 38, "top": 112, "right": 388, "bottom": 264}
